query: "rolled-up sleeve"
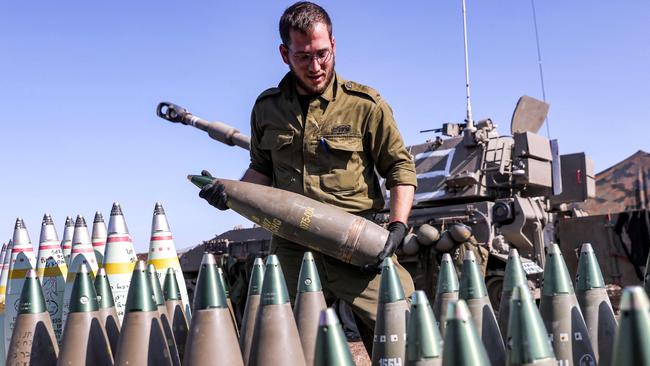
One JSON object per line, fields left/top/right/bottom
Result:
{"left": 366, "top": 100, "right": 417, "bottom": 189}
{"left": 248, "top": 107, "right": 273, "bottom": 178}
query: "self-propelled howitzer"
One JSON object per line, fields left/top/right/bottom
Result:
{"left": 157, "top": 97, "right": 595, "bottom": 306}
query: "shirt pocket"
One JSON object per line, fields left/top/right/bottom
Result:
{"left": 259, "top": 129, "right": 298, "bottom": 190}
{"left": 318, "top": 134, "right": 364, "bottom": 192}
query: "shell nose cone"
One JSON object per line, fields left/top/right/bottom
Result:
{"left": 75, "top": 215, "right": 87, "bottom": 227}
{"left": 464, "top": 250, "right": 476, "bottom": 261}
{"left": 508, "top": 248, "right": 520, "bottom": 257}
{"left": 447, "top": 299, "right": 471, "bottom": 321}
{"left": 154, "top": 202, "right": 166, "bottom": 215}
{"left": 411, "top": 290, "right": 430, "bottom": 306}
{"left": 94, "top": 211, "right": 104, "bottom": 223}
{"left": 110, "top": 202, "right": 124, "bottom": 216}
{"left": 200, "top": 252, "right": 217, "bottom": 266}
{"left": 42, "top": 214, "right": 54, "bottom": 226}
{"left": 378, "top": 257, "right": 405, "bottom": 303}
{"left": 319, "top": 308, "right": 340, "bottom": 327}
{"left": 620, "top": 286, "right": 650, "bottom": 311}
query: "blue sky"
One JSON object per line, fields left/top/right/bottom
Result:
{"left": 1, "top": 1, "right": 648, "bottom": 253}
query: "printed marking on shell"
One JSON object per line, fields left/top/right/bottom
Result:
{"left": 574, "top": 332, "right": 582, "bottom": 341}
{"left": 80, "top": 296, "right": 89, "bottom": 305}
{"left": 304, "top": 278, "right": 312, "bottom": 286}
{"left": 390, "top": 334, "right": 398, "bottom": 342}
{"left": 299, "top": 207, "right": 315, "bottom": 230}
{"left": 578, "top": 354, "right": 596, "bottom": 366}
{"left": 559, "top": 333, "right": 569, "bottom": 342}
{"left": 262, "top": 218, "right": 282, "bottom": 234}
{"left": 379, "top": 335, "right": 386, "bottom": 343}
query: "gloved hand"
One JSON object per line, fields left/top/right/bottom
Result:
{"left": 362, "top": 221, "right": 408, "bottom": 273}
{"left": 198, "top": 170, "right": 229, "bottom": 211}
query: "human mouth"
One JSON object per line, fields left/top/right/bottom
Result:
{"left": 307, "top": 74, "right": 325, "bottom": 84}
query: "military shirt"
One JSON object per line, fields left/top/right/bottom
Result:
{"left": 249, "top": 72, "right": 417, "bottom": 213}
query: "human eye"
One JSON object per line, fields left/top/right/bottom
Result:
{"left": 294, "top": 53, "right": 311, "bottom": 62}
{"left": 317, "top": 49, "right": 330, "bottom": 59}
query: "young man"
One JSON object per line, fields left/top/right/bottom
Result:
{"left": 200, "top": 1, "right": 417, "bottom": 352}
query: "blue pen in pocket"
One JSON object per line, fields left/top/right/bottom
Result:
{"left": 320, "top": 137, "right": 329, "bottom": 153}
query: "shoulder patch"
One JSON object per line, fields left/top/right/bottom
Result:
{"left": 341, "top": 80, "right": 381, "bottom": 103}
{"left": 255, "top": 87, "right": 281, "bottom": 103}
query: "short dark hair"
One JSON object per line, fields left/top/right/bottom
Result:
{"left": 279, "top": 2, "right": 332, "bottom": 46}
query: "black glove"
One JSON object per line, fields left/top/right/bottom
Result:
{"left": 198, "top": 170, "right": 229, "bottom": 211}
{"left": 362, "top": 221, "right": 408, "bottom": 273}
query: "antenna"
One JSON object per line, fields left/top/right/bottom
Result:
{"left": 461, "top": 0, "right": 474, "bottom": 130}
{"left": 531, "top": 0, "right": 551, "bottom": 137}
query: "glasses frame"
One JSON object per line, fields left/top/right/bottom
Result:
{"left": 287, "top": 46, "right": 333, "bottom": 67}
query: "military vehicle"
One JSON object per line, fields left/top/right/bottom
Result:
{"left": 156, "top": 97, "right": 595, "bottom": 310}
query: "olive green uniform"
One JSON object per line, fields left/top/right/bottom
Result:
{"left": 249, "top": 72, "right": 417, "bottom": 349}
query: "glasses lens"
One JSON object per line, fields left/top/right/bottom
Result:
{"left": 292, "top": 49, "right": 331, "bottom": 65}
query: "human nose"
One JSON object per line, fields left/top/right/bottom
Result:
{"left": 307, "top": 56, "right": 321, "bottom": 72}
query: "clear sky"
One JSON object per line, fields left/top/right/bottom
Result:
{"left": 1, "top": 1, "right": 648, "bottom": 253}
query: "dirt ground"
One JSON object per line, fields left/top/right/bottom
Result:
{"left": 346, "top": 284, "right": 625, "bottom": 365}
{"left": 348, "top": 341, "right": 371, "bottom": 366}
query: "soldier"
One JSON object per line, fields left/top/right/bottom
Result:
{"left": 199, "top": 1, "right": 417, "bottom": 353}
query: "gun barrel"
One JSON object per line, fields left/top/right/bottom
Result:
{"left": 156, "top": 101, "right": 251, "bottom": 151}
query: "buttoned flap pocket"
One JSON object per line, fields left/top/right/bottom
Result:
{"left": 321, "top": 134, "right": 363, "bottom": 152}
{"left": 318, "top": 134, "right": 364, "bottom": 172}
{"left": 259, "top": 129, "right": 294, "bottom": 150}
{"left": 320, "top": 170, "right": 357, "bottom": 192}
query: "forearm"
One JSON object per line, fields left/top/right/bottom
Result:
{"left": 388, "top": 184, "right": 415, "bottom": 224}
{"left": 241, "top": 168, "right": 272, "bottom": 186}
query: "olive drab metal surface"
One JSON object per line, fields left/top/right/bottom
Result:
{"left": 612, "top": 287, "right": 650, "bottom": 366}
{"left": 539, "top": 244, "right": 595, "bottom": 366}
{"left": 575, "top": 243, "right": 617, "bottom": 366}
{"left": 314, "top": 308, "right": 355, "bottom": 366}
{"left": 114, "top": 261, "right": 173, "bottom": 366}
{"left": 240, "top": 257, "right": 265, "bottom": 364}
{"left": 94, "top": 267, "right": 120, "bottom": 355}
{"left": 498, "top": 249, "right": 527, "bottom": 338}
{"left": 372, "top": 257, "right": 410, "bottom": 366}
{"left": 248, "top": 255, "right": 305, "bottom": 366}
{"left": 441, "top": 300, "right": 490, "bottom": 366}
{"left": 405, "top": 291, "right": 443, "bottom": 366}
{"left": 58, "top": 264, "right": 113, "bottom": 365}
{"left": 458, "top": 251, "right": 505, "bottom": 366}
{"left": 506, "top": 285, "right": 556, "bottom": 366}
{"left": 294, "top": 252, "right": 327, "bottom": 366}
{"left": 6, "top": 269, "right": 58, "bottom": 366}
{"left": 432, "top": 253, "right": 459, "bottom": 337}
{"left": 184, "top": 253, "right": 243, "bottom": 366}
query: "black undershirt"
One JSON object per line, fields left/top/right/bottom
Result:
{"left": 297, "top": 93, "right": 318, "bottom": 120}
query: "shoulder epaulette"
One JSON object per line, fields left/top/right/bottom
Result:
{"left": 255, "top": 87, "right": 281, "bottom": 103}
{"left": 341, "top": 80, "right": 381, "bottom": 103}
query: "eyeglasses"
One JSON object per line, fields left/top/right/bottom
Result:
{"left": 289, "top": 48, "right": 333, "bottom": 66}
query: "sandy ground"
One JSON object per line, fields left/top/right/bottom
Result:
{"left": 348, "top": 341, "right": 371, "bottom": 366}
{"left": 346, "top": 284, "right": 625, "bottom": 365}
